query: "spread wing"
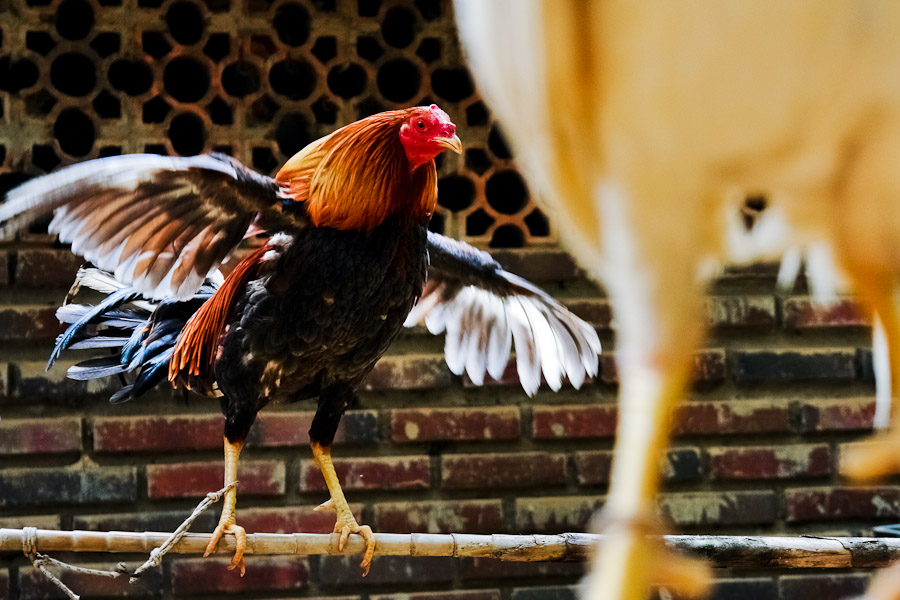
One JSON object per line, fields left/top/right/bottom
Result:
{"left": 0, "top": 153, "right": 308, "bottom": 300}
{"left": 406, "top": 230, "right": 601, "bottom": 396}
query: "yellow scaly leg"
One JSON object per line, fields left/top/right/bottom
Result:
{"left": 204, "top": 437, "right": 247, "bottom": 576}
{"left": 311, "top": 442, "right": 376, "bottom": 575}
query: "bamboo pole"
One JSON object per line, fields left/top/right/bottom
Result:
{"left": 2, "top": 529, "right": 900, "bottom": 568}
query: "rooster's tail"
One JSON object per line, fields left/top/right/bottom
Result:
{"left": 51, "top": 266, "right": 221, "bottom": 403}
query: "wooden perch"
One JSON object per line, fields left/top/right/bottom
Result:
{"left": 2, "top": 529, "right": 900, "bottom": 568}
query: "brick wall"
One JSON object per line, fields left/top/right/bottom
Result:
{"left": 0, "top": 1, "right": 890, "bottom": 599}
{"left": 0, "top": 245, "right": 887, "bottom": 600}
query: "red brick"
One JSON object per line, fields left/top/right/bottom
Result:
{"left": 12, "top": 361, "right": 117, "bottom": 399}
{"left": 0, "top": 417, "right": 81, "bottom": 455}
{"left": 442, "top": 452, "right": 566, "bottom": 489}
{"left": 601, "top": 350, "right": 726, "bottom": 384}
{"left": 391, "top": 406, "right": 520, "bottom": 442}
{"left": 171, "top": 556, "right": 308, "bottom": 594}
{"left": 785, "top": 486, "right": 900, "bottom": 522}
{"left": 564, "top": 299, "right": 612, "bottom": 329}
{"left": 372, "top": 591, "right": 500, "bottom": 600}
{"left": 74, "top": 510, "right": 220, "bottom": 533}
{"left": 515, "top": 495, "right": 603, "bottom": 533}
{"left": 18, "top": 561, "right": 163, "bottom": 599}
{"left": 658, "top": 491, "right": 778, "bottom": 527}
{"left": 535, "top": 399, "right": 787, "bottom": 439}
{"left": 363, "top": 355, "right": 455, "bottom": 390}
{"left": 532, "top": 404, "right": 617, "bottom": 439}
{"left": 706, "top": 295, "right": 776, "bottom": 329}
{"left": 778, "top": 574, "right": 870, "bottom": 599}
{"left": 299, "top": 455, "right": 430, "bottom": 492}
{"left": 147, "top": 460, "right": 285, "bottom": 499}
{"left": 510, "top": 586, "right": 576, "bottom": 600}
{"left": 94, "top": 415, "right": 222, "bottom": 453}
{"left": 782, "top": 297, "right": 869, "bottom": 328}
{"left": 374, "top": 499, "right": 503, "bottom": 533}
{"left": 239, "top": 505, "right": 362, "bottom": 534}
{"left": 708, "top": 444, "right": 831, "bottom": 480}
{"left": 0, "top": 306, "right": 62, "bottom": 341}
{"left": 800, "top": 397, "right": 875, "bottom": 432}
{"left": 491, "top": 249, "right": 579, "bottom": 283}
{"left": 250, "top": 409, "right": 379, "bottom": 446}
{"left": 15, "top": 249, "right": 82, "bottom": 287}
{"left": 577, "top": 447, "right": 703, "bottom": 486}
{"left": 0, "top": 467, "right": 136, "bottom": 507}
{"left": 318, "top": 556, "right": 453, "bottom": 586}
{"left": 708, "top": 578, "right": 777, "bottom": 600}
{"left": 458, "top": 557, "right": 584, "bottom": 580}
{"left": 733, "top": 349, "right": 857, "bottom": 382}
{"left": 673, "top": 400, "right": 791, "bottom": 435}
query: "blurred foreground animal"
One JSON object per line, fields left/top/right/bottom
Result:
{"left": 0, "top": 105, "right": 600, "bottom": 576}
{"left": 455, "top": 2, "right": 900, "bottom": 599}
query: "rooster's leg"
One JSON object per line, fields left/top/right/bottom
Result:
{"left": 585, "top": 186, "right": 712, "bottom": 600}
{"left": 309, "top": 384, "right": 376, "bottom": 575}
{"left": 841, "top": 270, "right": 900, "bottom": 479}
{"left": 312, "top": 442, "right": 376, "bottom": 574}
{"left": 204, "top": 437, "right": 247, "bottom": 576}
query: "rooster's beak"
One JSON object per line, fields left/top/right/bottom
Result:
{"left": 436, "top": 134, "right": 463, "bottom": 154}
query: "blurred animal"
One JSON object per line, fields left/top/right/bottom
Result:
{"left": 454, "top": 2, "right": 900, "bottom": 599}
{"left": 0, "top": 105, "right": 601, "bottom": 576}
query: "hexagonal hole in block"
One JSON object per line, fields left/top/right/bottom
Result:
{"left": 376, "top": 58, "right": 420, "bottom": 103}
{"left": 166, "top": 1, "right": 205, "bottom": 45}
{"left": 269, "top": 58, "right": 317, "bottom": 100}
{"left": 381, "top": 5, "right": 417, "bottom": 49}
{"left": 168, "top": 112, "right": 206, "bottom": 156}
{"left": 222, "top": 60, "right": 260, "bottom": 97}
{"left": 0, "top": 56, "right": 39, "bottom": 93}
{"left": 55, "top": 0, "right": 94, "bottom": 41}
{"left": 431, "top": 68, "right": 474, "bottom": 103}
{"left": 25, "top": 31, "right": 56, "bottom": 56}
{"left": 203, "top": 33, "right": 231, "bottom": 62}
{"left": 108, "top": 59, "right": 154, "bottom": 96}
{"left": 311, "top": 36, "right": 337, "bottom": 64}
{"left": 490, "top": 224, "right": 525, "bottom": 248}
{"left": 273, "top": 2, "right": 310, "bottom": 47}
{"left": 485, "top": 170, "right": 529, "bottom": 215}
{"left": 90, "top": 32, "right": 120, "bottom": 57}
{"left": 207, "top": 96, "right": 233, "bottom": 124}
{"left": 163, "top": 56, "right": 211, "bottom": 102}
{"left": 466, "top": 208, "right": 494, "bottom": 237}
{"left": 143, "top": 96, "right": 172, "bottom": 123}
{"left": 24, "top": 89, "right": 57, "bottom": 117}
{"left": 328, "top": 63, "right": 368, "bottom": 99}
{"left": 437, "top": 174, "right": 476, "bottom": 212}
{"left": 93, "top": 89, "right": 121, "bottom": 118}
{"left": 276, "top": 112, "right": 311, "bottom": 157}
{"left": 54, "top": 108, "right": 95, "bottom": 157}
{"left": 50, "top": 52, "right": 97, "bottom": 97}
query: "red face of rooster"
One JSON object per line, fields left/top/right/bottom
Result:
{"left": 400, "top": 104, "right": 462, "bottom": 169}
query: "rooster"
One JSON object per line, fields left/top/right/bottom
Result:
{"left": 0, "top": 105, "right": 601, "bottom": 576}
{"left": 454, "top": 2, "right": 900, "bottom": 599}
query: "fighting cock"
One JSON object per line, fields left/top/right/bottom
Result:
{"left": 0, "top": 105, "right": 601, "bottom": 576}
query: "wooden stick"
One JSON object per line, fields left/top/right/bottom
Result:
{"left": 2, "top": 529, "right": 900, "bottom": 568}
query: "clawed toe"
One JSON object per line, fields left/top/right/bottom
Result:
{"left": 204, "top": 523, "right": 247, "bottom": 577}
{"left": 333, "top": 520, "right": 375, "bottom": 576}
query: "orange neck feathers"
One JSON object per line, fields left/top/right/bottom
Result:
{"left": 275, "top": 109, "right": 438, "bottom": 232}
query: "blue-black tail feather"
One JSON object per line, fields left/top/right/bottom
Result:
{"left": 51, "top": 267, "right": 219, "bottom": 403}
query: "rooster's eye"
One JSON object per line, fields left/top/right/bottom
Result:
{"left": 416, "top": 120, "right": 425, "bottom": 130}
